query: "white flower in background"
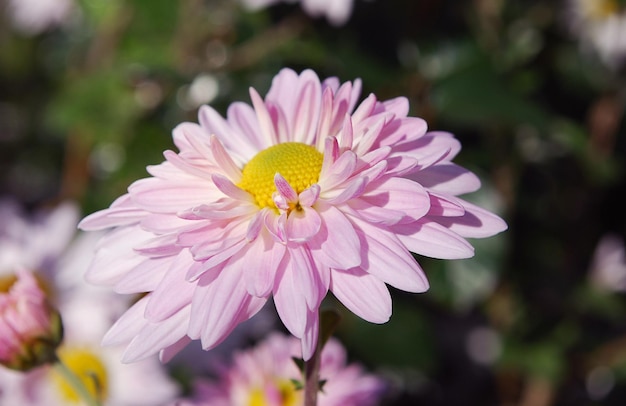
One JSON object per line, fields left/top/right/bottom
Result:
{"left": 589, "top": 233, "right": 626, "bottom": 292}
{"left": 4, "top": 0, "right": 76, "bottom": 35}
{"left": 0, "top": 199, "right": 180, "bottom": 404}
{"left": 1, "top": 293, "right": 180, "bottom": 405}
{"left": 0, "top": 200, "right": 112, "bottom": 302}
{"left": 240, "top": 0, "right": 355, "bottom": 26}
{"left": 0, "top": 200, "right": 79, "bottom": 281}
{"left": 568, "top": 0, "right": 626, "bottom": 68}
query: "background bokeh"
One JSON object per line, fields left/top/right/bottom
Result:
{"left": 1, "top": 0, "right": 625, "bottom": 405}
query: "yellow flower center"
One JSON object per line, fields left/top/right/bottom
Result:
{"left": 237, "top": 142, "right": 323, "bottom": 209}
{"left": 51, "top": 347, "right": 109, "bottom": 403}
{"left": 248, "top": 379, "right": 300, "bottom": 406}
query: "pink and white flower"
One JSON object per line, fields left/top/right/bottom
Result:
{"left": 79, "top": 68, "right": 507, "bottom": 363}
{"left": 567, "top": 0, "right": 626, "bottom": 68}
{"left": 589, "top": 233, "right": 626, "bottom": 292}
{"left": 4, "top": 0, "right": 76, "bottom": 35}
{"left": 240, "top": 0, "right": 354, "bottom": 26}
{"left": 172, "top": 333, "right": 385, "bottom": 406}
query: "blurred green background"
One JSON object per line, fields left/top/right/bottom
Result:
{"left": 1, "top": 0, "right": 625, "bottom": 405}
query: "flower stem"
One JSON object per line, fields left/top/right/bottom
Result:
{"left": 303, "top": 309, "right": 341, "bottom": 406}
{"left": 52, "top": 356, "right": 102, "bottom": 406}
{"left": 304, "top": 340, "right": 322, "bottom": 406}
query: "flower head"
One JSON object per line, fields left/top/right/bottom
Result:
{"left": 567, "top": 0, "right": 626, "bottom": 68}
{"left": 0, "top": 270, "right": 62, "bottom": 371}
{"left": 80, "top": 68, "right": 507, "bottom": 362}
{"left": 5, "top": 0, "right": 75, "bottom": 35}
{"left": 240, "top": 0, "right": 354, "bottom": 26}
{"left": 589, "top": 233, "right": 626, "bottom": 292}
{"left": 172, "top": 333, "right": 385, "bottom": 406}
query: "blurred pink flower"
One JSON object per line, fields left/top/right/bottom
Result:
{"left": 5, "top": 0, "right": 75, "bottom": 35}
{"left": 80, "top": 68, "right": 507, "bottom": 362}
{"left": 0, "top": 270, "right": 62, "bottom": 371}
{"left": 589, "top": 233, "right": 626, "bottom": 292}
{"left": 240, "top": 0, "right": 354, "bottom": 26}
{"left": 172, "top": 333, "right": 385, "bottom": 406}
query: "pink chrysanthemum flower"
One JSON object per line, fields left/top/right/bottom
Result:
{"left": 79, "top": 68, "right": 507, "bottom": 362}
{"left": 171, "top": 333, "right": 385, "bottom": 406}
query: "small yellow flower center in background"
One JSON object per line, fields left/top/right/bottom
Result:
{"left": 51, "top": 347, "right": 109, "bottom": 403}
{"left": 0, "top": 274, "right": 17, "bottom": 293}
{"left": 248, "top": 379, "right": 300, "bottom": 406}
{"left": 238, "top": 142, "right": 323, "bottom": 209}
{"left": 584, "top": 0, "right": 619, "bottom": 19}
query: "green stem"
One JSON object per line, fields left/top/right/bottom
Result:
{"left": 303, "top": 339, "right": 322, "bottom": 406}
{"left": 303, "top": 309, "right": 341, "bottom": 406}
{"left": 52, "top": 357, "right": 102, "bottom": 406}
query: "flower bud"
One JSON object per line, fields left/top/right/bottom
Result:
{"left": 0, "top": 269, "right": 63, "bottom": 371}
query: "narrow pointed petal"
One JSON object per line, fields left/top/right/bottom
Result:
{"left": 436, "top": 199, "right": 508, "bottom": 238}
{"left": 273, "top": 261, "right": 308, "bottom": 337}
{"left": 274, "top": 173, "right": 298, "bottom": 202}
{"left": 395, "top": 221, "right": 475, "bottom": 259}
{"left": 408, "top": 163, "right": 481, "bottom": 195}
{"left": 352, "top": 218, "right": 430, "bottom": 293}
{"left": 331, "top": 268, "right": 392, "bottom": 323}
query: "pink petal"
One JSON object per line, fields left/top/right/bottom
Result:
{"left": 361, "top": 177, "right": 430, "bottom": 223}
{"left": 289, "top": 245, "right": 325, "bottom": 309}
{"left": 159, "top": 336, "right": 192, "bottom": 363}
{"left": 351, "top": 218, "right": 429, "bottom": 293}
{"left": 211, "top": 174, "right": 254, "bottom": 202}
{"left": 308, "top": 203, "right": 361, "bottom": 270}
{"left": 144, "top": 251, "right": 196, "bottom": 322}
{"left": 209, "top": 135, "right": 243, "bottom": 182}
{"left": 291, "top": 70, "right": 322, "bottom": 145}
{"left": 86, "top": 227, "right": 153, "bottom": 286}
{"left": 133, "top": 233, "right": 181, "bottom": 258}
{"left": 188, "top": 256, "right": 253, "bottom": 349}
{"left": 122, "top": 305, "right": 191, "bottom": 363}
{"left": 242, "top": 231, "right": 285, "bottom": 297}
{"left": 301, "top": 309, "right": 319, "bottom": 361}
{"left": 103, "top": 296, "right": 149, "bottom": 347}
{"left": 436, "top": 199, "right": 507, "bottom": 238}
{"left": 380, "top": 96, "right": 409, "bottom": 116}
{"left": 226, "top": 102, "right": 266, "bottom": 159}
{"left": 129, "top": 177, "right": 218, "bottom": 213}
{"left": 427, "top": 192, "right": 466, "bottom": 217}
{"left": 199, "top": 105, "right": 256, "bottom": 164}
{"left": 249, "top": 87, "right": 279, "bottom": 147}
{"left": 394, "top": 221, "right": 475, "bottom": 259}
{"left": 287, "top": 206, "right": 321, "bottom": 242}
{"left": 78, "top": 195, "right": 145, "bottom": 230}
{"left": 298, "top": 184, "right": 320, "bottom": 207}
{"left": 274, "top": 173, "right": 298, "bottom": 202}
{"left": 330, "top": 268, "right": 392, "bottom": 323}
{"left": 407, "top": 163, "right": 481, "bottom": 195}
{"left": 319, "top": 150, "right": 357, "bottom": 190}
{"left": 273, "top": 259, "right": 308, "bottom": 337}
{"left": 114, "top": 256, "right": 175, "bottom": 294}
